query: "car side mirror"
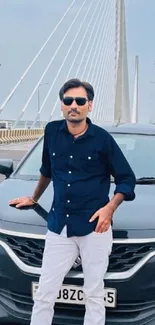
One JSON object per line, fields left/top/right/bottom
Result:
{"left": 0, "top": 159, "right": 13, "bottom": 177}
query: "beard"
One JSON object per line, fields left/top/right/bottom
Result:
{"left": 66, "top": 116, "right": 84, "bottom": 124}
{"left": 64, "top": 109, "right": 83, "bottom": 124}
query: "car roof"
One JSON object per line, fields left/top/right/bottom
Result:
{"left": 97, "top": 123, "right": 155, "bottom": 135}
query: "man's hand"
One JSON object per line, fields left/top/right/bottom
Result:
{"left": 89, "top": 204, "right": 114, "bottom": 233}
{"left": 8, "top": 175, "right": 51, "bottom": 209}
{"left": 9, "top": 197, "right": 36, "bottom": 208}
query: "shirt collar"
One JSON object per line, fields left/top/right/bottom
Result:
{"left": 59, "top": 117, "right": 95, "bottom": 137}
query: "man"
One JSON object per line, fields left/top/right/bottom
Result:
{"left": 9, "top": 78, "right": 136, "bottom": 325}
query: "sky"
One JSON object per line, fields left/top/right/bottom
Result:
{"left": 0, "top": 0, "right": 155, "bottom": 123}
{"left": 126, "top": 0, "right": 155, "bottom": 123}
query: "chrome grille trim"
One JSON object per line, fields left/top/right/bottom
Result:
{"left": 0, "top": 227, "right": 155, "bottom": 244}
{"left": 0, "top": 239, "right": 155, "bottom": 280}
{"left": 0, "top": 228, "right": 46, "bottom": 240}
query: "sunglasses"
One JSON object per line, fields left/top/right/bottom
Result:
{"left": 62, "top": 97, "right": 88, "bottom": 106}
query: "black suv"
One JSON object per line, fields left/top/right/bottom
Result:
{"left": 0, "top": 123, "right": 155, "bottom": 325}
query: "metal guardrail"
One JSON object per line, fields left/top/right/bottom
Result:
{"left": 0, "top": 128, "right": 44, "bottom": 144}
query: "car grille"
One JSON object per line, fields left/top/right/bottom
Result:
{"left": 0, "top": 233, "right": 155, "bottom": 272}
{"left": 1, "top": 289, "right": 155, "bottom": 324}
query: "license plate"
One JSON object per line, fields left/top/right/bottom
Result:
{"left": 32, "top": 283, "right": 116, "bottom": 308}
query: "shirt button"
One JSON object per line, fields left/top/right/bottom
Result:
{"left": 68, "top": 184, "right": 71, "bottom": 187}
{"left": 67, "top": 200, "right": 70, "bottom": 203}
{"left": 70, "top": 155, "right": 73, "bottom": 159}
{"left": 69, "top": 171, "right": 72, "bottom": 174}
{"left": 66, "top": 214, "right": 69, "bottom": 218}
{"left": 88, "top": 156, "right": 91, "bottom": 160}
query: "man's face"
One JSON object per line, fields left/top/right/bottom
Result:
{"left": 61, "top": 87, "right": 93, "bottom": 123}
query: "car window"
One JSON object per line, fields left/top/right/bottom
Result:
{"left": 14, "top": 139, "right": 43, "bottom": 178}
{"left": 113, "top": 133, "right": 155, "bottom": 178}
{"left": 14, "top": 133, "right": 155, "bottom": 179}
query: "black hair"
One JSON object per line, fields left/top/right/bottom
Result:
{"left": 59, "top": 78, "right": 94, "bottom": 101}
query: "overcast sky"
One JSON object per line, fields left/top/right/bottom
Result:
{"left": 0, "top": 0, "right": 155, "bottom": 123}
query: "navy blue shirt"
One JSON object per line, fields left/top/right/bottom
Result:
{"left": 40, "top": 118, "right": 136, "bottom": 237}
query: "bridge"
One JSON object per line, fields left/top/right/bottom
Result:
{"left": 0, "top": 0, "right": 139, "bottom": 145}
{"left": 0, "top": 4, "right": 154, "bottom": 324}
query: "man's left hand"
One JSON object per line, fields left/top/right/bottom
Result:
{"left": 89, "top": 205, "right": 114, "bottom": 233}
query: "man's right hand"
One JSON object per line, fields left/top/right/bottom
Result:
{"left": 9, "top": 197, "right": 36, "bottom": 208}
{"left": 8, "top": 175, "right": 51, "bottom": 209}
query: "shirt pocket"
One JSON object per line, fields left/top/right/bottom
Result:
{"left": 50, "top": 150, "right": 65, "bottom": 170}
{"left": 79, "top": 151, "right": 100, "bottom": 173}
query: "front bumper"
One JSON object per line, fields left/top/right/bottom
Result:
{"left": 0, "top": 243, "right": 155, "bottom": 325}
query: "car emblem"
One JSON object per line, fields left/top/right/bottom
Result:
{"left": 73, "top": 256, "right": 81, "bottom": 268}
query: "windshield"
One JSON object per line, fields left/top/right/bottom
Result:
{"left": 113, "top": 133, "right": 155, "bottom": 179}
{"left": 14, "top": 133, "right": 155, "bottom": 179}
{"left": 14, "top": 140, "right": 44, "bottom": 179}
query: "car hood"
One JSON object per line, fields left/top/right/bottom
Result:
{"left": 0, "top": 178, "right": 155, "bottom": 234}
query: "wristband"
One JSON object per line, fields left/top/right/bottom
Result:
{"left": 31, "top": 197, "right": 38, "bottom": 204}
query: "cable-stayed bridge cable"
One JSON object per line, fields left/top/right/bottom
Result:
{"left": 47, "top": 0, "right": 103, "bottom": 122}
{"left": 91, "top": 5, "right": 114, "bottom": 121}
{"left": 88, "top": 2, "right": 111, "bottom": 87}
{"left": 31, "top": 0, "right": 97, "bottom": 127}
{"left": 0, "top": 0, "right": 76, "bottom": 116}
{"left": 96, "top": 45, "right": 113, "bottom": 122}
{"left": 51, "top": 0, "right": 115, "bottom": 123}
{"left": 76, "top": 1, "right": 109, "bottom": 79}
{"left": 98, "top": 14, "right": 115, "bottom": 122}
{"left": 85, "top": 2, "right": 111, "bottom": 83}
{"left": 13, "top": 0, "right": 88, "bottom": 128}
{"left": 93, "top": 1, "right": 115, "bottom": 122}
{"left": 88, "top": 6, "right": 111, "bottom": 120}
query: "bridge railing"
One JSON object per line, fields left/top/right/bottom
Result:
{"left": 0, "top": 128, "right": 44, "bottom": 144}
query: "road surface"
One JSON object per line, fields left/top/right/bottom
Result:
{"left": 0, "top": 141, "right": 36, "bottom": 183}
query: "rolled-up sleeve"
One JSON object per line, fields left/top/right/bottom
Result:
{"left": 107, "top": 133, "right": 136, "bottom": 201}
{"left": 40, "top": 124, "right": 52, "bottom": 178}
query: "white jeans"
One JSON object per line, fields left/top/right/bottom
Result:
{"left": 30, "top": 227, "right": 113, "bottom": 325}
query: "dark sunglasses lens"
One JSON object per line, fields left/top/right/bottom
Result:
{"left": 63, "top": 97, "right": 87, "bottom": 106}
{"left": 63, "top": 97, "right": 73, "bottom": 106}
{"left": 76, "top": 97, "right": 87, "bottom": 105}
